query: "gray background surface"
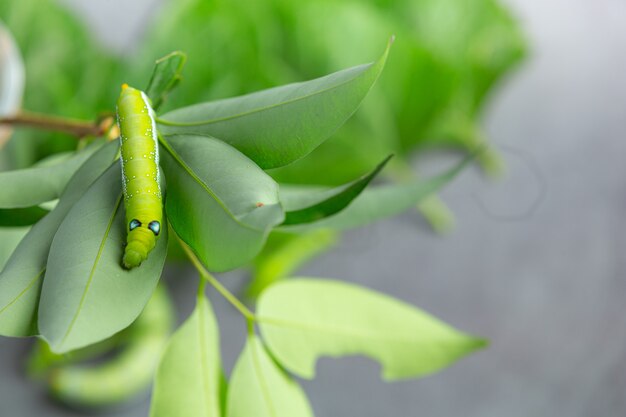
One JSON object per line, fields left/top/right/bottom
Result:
{"left": 2, "top": 0, "right": 626, "bottom": 416}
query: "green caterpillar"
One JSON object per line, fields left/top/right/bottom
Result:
{"left": 117, "top": 84, "right": 162, "bottom": 269}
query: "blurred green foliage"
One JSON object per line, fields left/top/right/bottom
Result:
{"left": 0, "top": 0, "right": 524, "bottom": 180}
{"left": 134, "top": 0, "right": 526, "bottom": 184}
{"left": 0, "top": 0, "right": 120, "bottom": 167}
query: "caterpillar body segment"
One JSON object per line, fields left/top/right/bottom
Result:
{"left": 117, "top": 84, "right": 163, "bottom": 269}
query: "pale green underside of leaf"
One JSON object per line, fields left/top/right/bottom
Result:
{"left": 227, "top": 335, "right": 313, "bottom": 417}
{"left": 0, "top": 142, "right": 101, "bottom": 208}
{"left": 0, "top": 142, "right": 119, "bottom": 337}
{"left": 150, "top": 293, "right": 221, "bottom": 417}
{"left": 38, "top": 163, "right": 168, "bottom": 353}
{"left": 157, "top": 41, "right": 390, "bottom": 169}
{"left": 258, "top": 279, "right": 486, "bottom": 380}
{"left": 160, "top": 135, "right": 284, "bottom": 272}
{"left": 279, "top": 157, "right": 468, "bottom": 233}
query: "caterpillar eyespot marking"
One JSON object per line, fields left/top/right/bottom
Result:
{"left": 117, "top": 84, "right": 163, "bottom": 269}
{"left": 148, "top": 221, "right": 161, "bottom": 236}
{"left": 129, "top": 219, "right": 142, "bottom": 231}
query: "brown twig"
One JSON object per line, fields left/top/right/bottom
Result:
{"left": 0, "top": 111, "right": 115, "bottom": 138}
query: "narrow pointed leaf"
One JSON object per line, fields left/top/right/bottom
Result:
{"left": 150, "top": 292, "right": 221, "bottom": 417}
{"left": 227, "top": 335, "right": 313, "bottom": 417}
{"left": 279, "top": 157, "right": 468, "bottom": 232}
{"left": 158, "top": 41, "right": 391, "bottom": 169}
{"left": 281, "top": 155, "right": 391, "bottom": 225}
{"left": 258, "top": 279, "right": 486, "bottom": 380}
{"left": 39, "top": 164, "right": 168, "bottom": 352}
{"left": 160, "top": 135, "right": 283, "bottom": 272}
{"left": 0, "top": 142, "right": 118, "bottom": 337}
{"left": 0, "top": 206, "right": 49, "bottom": 227}
{"left": 145, "top": 51, "right": 187, "bottom": 111}
{"left": 0, "top": 143, "right": 101, "bottom": 208}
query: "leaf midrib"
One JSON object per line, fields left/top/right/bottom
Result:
{"left": 258, "top": 316, "right": 450, "bottom": 344}
{"left": 60, "top": 193, "right": 123, "bottom": 347}
{"left": 156, "top": 63, "right": 373, "bottom": 128}
{"left": 0, "top": 268, "right": 45, "bottom": 315}
{"left": 249, "top": 339, "right": 278, "bottom": 417}
{"left": 197, "top": 297, "right": 218, "bottom": 417}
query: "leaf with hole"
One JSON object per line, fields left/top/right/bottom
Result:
{"left": 38, "top": 163, "right": 168, "bottom": 353}
{"left": 258, "top": 279, "right": 486, "bottom": 380}
{"left": 160, "top": 134, "right": 283, "bottom": 272}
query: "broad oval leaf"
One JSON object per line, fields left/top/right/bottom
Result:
{"left": 280, "top": 155, "right": 391, "bottom": 225}
{"left": 160, "top": 135, "right": 284, "bottom": 272}
{"left": 0, "top": 142, "right": 118, "bottom": 337}
{"left": 150, "top": 292, "right": 221, "bottom": 417}
{"left": 0, "top": 142, "right": 101, "bottom": 208}
{"left": 49, "top": 285, "right": 173, "bottom": 407}
{"left": 145, "top": 51, "right": 187, "bottom": 111}
{"left": 38, "top": 163, "right": 168, "bottom": 353}
{"left": 227, "top": 335, "right": 313, "bottom": 417}
{"left": 157, "top": 41, "right": 391, "bottom": 169}
{"left": 0, "top": 21, "right": 24, "bottom": 146}
{"left": 279, "top": 157, "right": 468, "bottom": 233}
{"left": 258, "top": 279, "right": 486, "bottom": 380}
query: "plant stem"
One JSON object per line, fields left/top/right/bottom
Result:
{"left": 180, "top": 240, "right": 256, "bottom": 323}
{"left": 0, "top": 111, "right": 114, "bottom": 138}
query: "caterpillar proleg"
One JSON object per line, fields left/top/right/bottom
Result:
{"left": 117, "top": 84, "right": 162, "bottom": 269}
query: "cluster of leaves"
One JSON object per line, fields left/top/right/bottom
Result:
{"left": 0, "top": 39, "right": 484, "bottom": 416}
{"left": 0, "top": 0, "right": 525, "bottom": 298}
{"left": 125, "top": 0, "right": 526, "bottom": 291}
{"left": 136, "top": 0, "right": 526, "bottom": 183}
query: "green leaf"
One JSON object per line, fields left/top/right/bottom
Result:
{"left": 279, "top": 157, "right": 468, "bottom": 233}
{"left": 38, "top": 163, "right": 168, "bottom": 353}
{"left": 258, "top": 279, "right": 486, "bottom": 380}
{"left": 281, "top": 155, "right": 391, "bottom": 225}
{"left": 145, "top": 51, "right": 187, "bottom": 111}
{"left": 157, "top": 40, "right": 391, "bottom": 169}
{"left": 227, "top": 335, "right": 313, "bottom": 417}
{"left": 0, "top": 206, "right": 49, "bottom": 227}
{"left": 0, "top": 143, "right": 101, "bottom": 208}
{"left": 0, "top": 141, "right": 119, "bottom": 337}
{"left": 49, "top": 285, "right": 174, "bottom": 407}
{"left": 160, "top": 135, "right": 284, "bottom": 272}
{"left": 0, "top": 227, "right": 28, "bottom": 269}
{"left": 150, "top": 292, "right": 221, "bottom": 417}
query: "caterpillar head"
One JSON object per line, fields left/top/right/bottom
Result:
{"left": 123, "top": 218, "right": 161, "bottom": 269}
